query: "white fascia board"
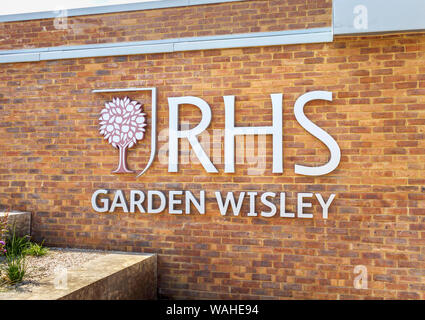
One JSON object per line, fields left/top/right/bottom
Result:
{"left": 0, "top": 28, "right": 333, "bottom": 64}
{"left": 0, "top": 52, "right": 40, "bottom": 63}
{"left": 40, "top": 43, "right": 174, "bottom": 60}
{"left": 174, "top": 30, "right": 333, "bottom": 51}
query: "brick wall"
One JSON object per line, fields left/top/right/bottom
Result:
{"left": 1, "top": 1, "right": 425, "bottom": 300}
{"left": 0, "top": 0, "right": 332, "bottom": 50}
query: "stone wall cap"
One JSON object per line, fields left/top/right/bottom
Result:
{"left": 0, "top": 211, "right": 31, "bottom": 216}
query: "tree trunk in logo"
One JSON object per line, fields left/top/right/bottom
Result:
{"left": 99, "top": 97, "right": 147, "bottom": 174}
{"left": 113, "top": 145, "right": 133, "bottom": 173}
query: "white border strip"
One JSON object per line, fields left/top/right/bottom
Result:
{"left": 0, "top": 28, "right": 333, "bottom": 64}
{"left": 0, "top": 0, "right": 245, "bottom": 23}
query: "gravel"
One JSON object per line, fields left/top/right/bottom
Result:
{"left": 0, "top": 247, "right": 107, "bottom": 293}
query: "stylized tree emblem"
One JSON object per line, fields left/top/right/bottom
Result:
{"left": 99, "top": 97, "right": 147, "bottom": 173}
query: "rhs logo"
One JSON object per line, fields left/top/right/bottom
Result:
{"left": 96, "top": 89, "right": 341, "bottom": 178}
{"left": 99, "top": 97, "right": 147, "bottom": 173}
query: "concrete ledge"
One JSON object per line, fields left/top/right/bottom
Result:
{"left": 0, "top": 252, "right": 157, "bottom": 300}
{"left": 0, "top": 211, "right": 31, "bottom": 238}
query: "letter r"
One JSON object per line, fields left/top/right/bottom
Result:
{"left": 168, "top": 96, "right": 218, "bottom": 173}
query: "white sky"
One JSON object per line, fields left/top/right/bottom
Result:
{"left": 1, "top": 0, "right": 158, "bottom": 15}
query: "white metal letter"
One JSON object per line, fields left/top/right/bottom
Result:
{"left": 247, "top": 192, "right": 258, "bottom": 217}
{"left": 280, "top": 192, "right": 295, "bottom": 218}
{"left": 315, "top": 193, "right": 336, "bottom": 219}
{"left": 261, "top": 192, "right": 277, "bottom": 217}
{"left": 297, "top": 193, "right": 313, "bottom": 219}
{"left": 168, "top": 96, "right": 218, "bottom": 173}
{"left": 185, "top": 191, "right": 205, "bottom": 215}
{"left": 110, "top": 190, "right": 129, "bottom": 213}
{"left": 294, "top": 91, "right": 341, "bottom": 176}
{"left": 215, "top": 192, "right": 246, "bottom": 216}
{"left": 169, "top": 190, "right": 183, "bottom": 214}
{"left": 224, "top": 94, "right": 283, "bottom": 173}
{"left": 147, "top": 190, "right": 166, "bottom": 214}
{"left": 130, "top": 190, "right": 145, "bottom": 213}
{"left": 91, "top": 189, "right": 109, "bottom": 213}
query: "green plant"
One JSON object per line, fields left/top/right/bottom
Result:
{"left": 3, "top": 256, "right": 26, "bottom": 285}
{"left": 5, "top": 229, "right": 30, "bottom": 258}
{"left": 23, "top": 241, "right": 48, "bottom": 257}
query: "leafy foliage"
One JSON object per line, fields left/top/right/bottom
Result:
{"left": 0, "top": 225, "right": 49, "bottom": 287}
{"left": 23, "top": 241, "right": 49, "bottom": 257}
{"left": 5, "top": 230, "right": 30, "bottom": 258}
{"left": 2, "top": 256, "right": 26, "bottom": 285}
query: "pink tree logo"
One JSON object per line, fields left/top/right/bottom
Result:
{"left": 99, "top": 97, "right": 147, "bottom": 173}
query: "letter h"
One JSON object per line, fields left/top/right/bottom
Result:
{"left": 224, "top": 94, "right": 283, "bottom": 173}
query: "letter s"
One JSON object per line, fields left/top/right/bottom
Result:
{"left": 294, "top": 91, "right": 341, "bottom": 176}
